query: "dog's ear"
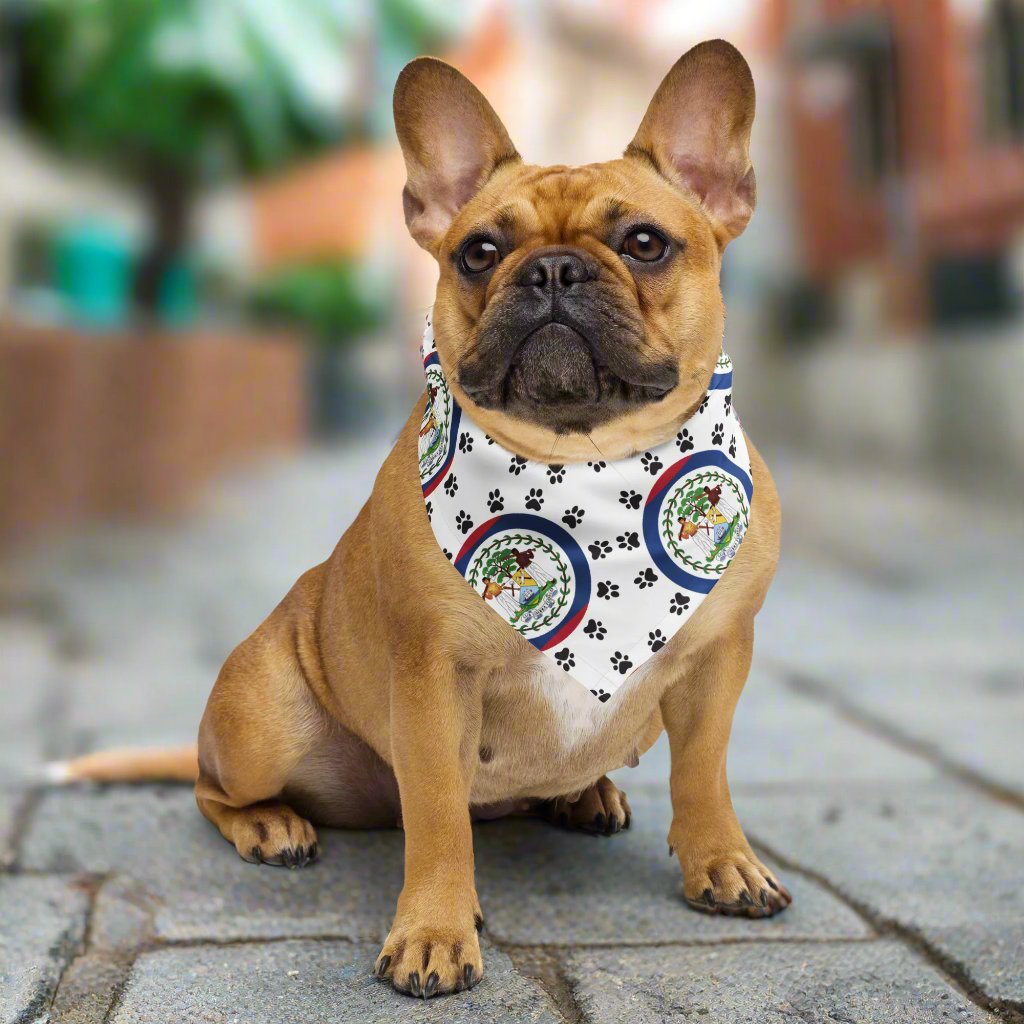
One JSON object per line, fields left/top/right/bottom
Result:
{"left": 627, "top": 40, "right": 756, "bottom": 247}
{"left": 394, "top": 57, "right": 519, "bottom": 254}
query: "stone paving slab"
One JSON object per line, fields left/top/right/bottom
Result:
{"left": 106, "top": 940, "right": 563, "bottom": 1024}
{"left": 474, "top": 789, "right": 869, "bottom": 945}
{"left": 0, "top": 789, "right": 26, "bottom": 867}
{"left": 20, "top": 785, "right": 867, "bottom": 949}
{"left": 612, "top": 671, "right": 936, "bottom": 792}
{"left": 0, "top": 875, "right": 90, "bottom": 1024}
{"left": 735, "top": 781, "right": 1024, "bottom": 1005}
{"left": 565, "top": 940, "right": 998, "bottom": 1023}
{"left": 791, "top": 667, "right": 1024, "bottom": 801}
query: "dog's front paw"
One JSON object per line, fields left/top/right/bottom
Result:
{"left": 374, "top": 893, "right": 483, "bottom": 998}
{"left": 674, "top": 837, "right": 791, "bottom": 918}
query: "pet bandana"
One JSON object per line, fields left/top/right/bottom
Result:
{"left": 417, "top": 319, "right": 752, "bottom": 702}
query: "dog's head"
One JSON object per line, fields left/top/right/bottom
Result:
{"left": 394, "top": 41, "right": 755, "bottom": 460}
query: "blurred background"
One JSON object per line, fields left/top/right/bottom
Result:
{"left": 0, "top": 0, "right": 1021, "bottom": 770}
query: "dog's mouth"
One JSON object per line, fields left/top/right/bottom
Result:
{"left": 459, "top": 319, "right": 677, "bottom": 434}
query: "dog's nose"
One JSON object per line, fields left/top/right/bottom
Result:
{"left": 517, "top": 248, "right": 593, "bottom": 289}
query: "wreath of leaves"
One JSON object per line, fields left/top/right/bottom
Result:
{"left": 660, "top": 470, "right": 749, "bottom": 574}
{"left": 418, "top": 367, "right": 453, "bottom": 477}
{"left": 716, "top": 352, "right": 732, "bottom": 370}
{"left": 466, "top": 532, "right": 572, "bottom": 634}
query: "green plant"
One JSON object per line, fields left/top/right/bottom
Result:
{"left": 249, "top": 260, "right": 387, "bottom": 343}
{"left": 11, "top": 0, "right": 355, "bottom": 317}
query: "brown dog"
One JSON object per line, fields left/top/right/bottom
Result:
{"left": 66, "top": 40, "right": 788, "bottom": 999}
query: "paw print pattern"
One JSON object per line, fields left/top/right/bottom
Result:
{"left": 484, "top": 434, "right": 496, "bottom": 445}
{"left": 444, "top": 475, "right": 458, "bottom": 496}
{"left": 669, "top": 593, "right": 691, "bottom": 615}
{"left": 648, "top": 629, "right": 666, "bottom": 652}
{"left": 634, "top": 567, "right": 658, "bottom": 589}
{"left": 546, "top": 464, "right": 566, "bottom": 484}
{"left": 597, "top": 581, "right": 620, "bottom": 599}
{"left": 640, "top": 452, "right": 663, "bottom": 476}
{"left": 619, "top": 489, "right": 642, "bottom": 510}
{"left": 588, "top": 461, "right": 607, "bottom": 473}
{"left": 442, "top": 548, "right": 453, "bottom": 561}
{"left": 583, "top": 619, "right": 607, "bottom": 640}
{"left": 525, "top": 487, "right": 544, "bottom": 510}
{"left": 590, "top": 688, "right": 611, "bottom": 703}
{"left": 729, "top": 435, "right": 737, "bottom": 458}
{"left": 724, "top": 392, "right": 733, "bottom": 416}
{"left": 676, "top": 428, "right": 694, "bottom": 452}
{"left": 554, "top": 648, "right": 575, "bottom": 671}
{"left": 617, "top": 531, "right": 640, "bottom": 550}
{"left": 455, "top": 510, "right": 474, "bottom": 534}
{"left": 562, "top": 506, "right": 586, "bottom": 529}
{"left": 711, "top": 423, "right": 724, "bottom": 446}
{"left": 487, "top": 489, "right": 504, "bottom": 513}
{"left": 509, "top": 455, "right": 528, "bottom": 475}
{"left": 425, "top": 500, "right": 433, "bottom": 522}
{"left": 588, "top": 540, "right": 612, "bottom": 560}
{"left": 610, "top": 651, "right": 633, "bottom": 675}
{"left": 698, "top": 395, "right": 709, "bottom": 414}
{"left": 458, "top": 431, "right": 474, "bottom": 454}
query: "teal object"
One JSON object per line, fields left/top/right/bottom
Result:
{"left": 53, "top": 222, "right": 131, "bottom": 329}
{"left": 158, "top": 258, "right": 198, "bottom": 327}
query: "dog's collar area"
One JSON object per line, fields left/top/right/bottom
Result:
{"left": 417, "top": 319, "right": 751, "bottom": 704}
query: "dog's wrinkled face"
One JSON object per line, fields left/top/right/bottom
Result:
{"left": 395, "top": 41, "right": 756, "bottom": 456}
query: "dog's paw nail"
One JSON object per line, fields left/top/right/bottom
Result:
{"left": 702, "top": 887, "right": 715, "bottom": 907}
{"left": 408, "top": 971, "right": 421, "bottom": 997}
{"left": 593, "top": 812, "right": 605, "bottom": 831}
{"left": 375, "top": 955, "right": 391, "bottom": 977}
{"left": 250, "top": 846, "right": 263, "bottom": 864}
{"left": 607, "top": 815, "right": 620, "bottom": 834}
{"left": 624, "top": 813, "right": 631, "bottom": 829}
{"left": 424, "top": 971, "right": 439, "bottom": 998}
{"left": 759, "top": 888, "right": 769, "bottom": 907}
{"left": 463, "top": 963, "right": 476, "bottom": 990}
{"left": 474, "top": 912, "right": 485, "bottom": 932}
{"left": 766, "top": 877, "right": 779, "bottom": 892}
{"left": 739, "top": 890, "right": 754, "bottom": 906}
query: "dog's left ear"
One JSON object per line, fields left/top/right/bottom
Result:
{"left": 627, "top": 40, "right": 756, "bottom": 248}
{"left": 394, "top": 57, "right": 520, "bottom": 255}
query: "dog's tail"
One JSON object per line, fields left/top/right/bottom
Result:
{"left": 43, "top": 745, "right": 199, "bottom": 784}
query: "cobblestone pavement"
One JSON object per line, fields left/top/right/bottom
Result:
{"left": 1, "top": 441, "right": 1021, "bottom": 1023}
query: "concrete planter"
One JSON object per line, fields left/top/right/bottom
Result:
{"left": 0, "top": 320, "right": 306, "bottom": 549}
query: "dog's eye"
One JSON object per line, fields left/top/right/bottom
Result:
{"left": 460, "top": 239, "right": 500, "bottom": 274}
{"left": 621, "top": 229, "right": 667, "bottom": 262}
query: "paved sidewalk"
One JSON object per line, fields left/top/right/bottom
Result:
{"left": 1, "top": 443, "right": 1021, "bottom": 1023}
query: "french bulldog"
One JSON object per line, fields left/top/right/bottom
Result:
{"left": 62, "top": 39, "right": 788, "bottom": 999}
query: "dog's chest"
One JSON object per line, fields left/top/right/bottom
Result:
{"left": 469, "top": 650, "right": 662, "bottom": 804}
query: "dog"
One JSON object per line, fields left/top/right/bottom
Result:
{"left": 59, "top": 40, "right": 787, "bottom": 999}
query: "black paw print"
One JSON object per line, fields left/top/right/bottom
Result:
{"left": 729, "top": 435, "right": 737, "bottom": 458}
{"left": 546, "top": 464, "right": 565, "bottom": 484}
{"left": 590, "top": 688, "right": 611, "bottom": 703}
{"left": 597, "top": 581, "right": 620, "bottom": 599}
{"left": 724, "top": 392, "right": 733, "bottom": 416}
{"left": 487, "top": 489, "right": 504, "bottom": 513}
{"left": 484, "top": 434, "right": 496, "bottom": 445}
{"left": 619, "top": 489, "right": 642, "bottom": 510}
{"left": 455, "top": 510, "right": 474, "bottom": 534}
{"left": 458, "top": 431, "right": 474, "bottom": 454}
{"left": 588, "top": 460, "right": 607, "bottom": 473}
{"left": 588, "top": 540, "right": 612, "bottom": 560}
{"left": 525, "top": 487, "right": 544, "bottom": 510}
{"left": 711, "top": 423, "right": 724, "bottom": 445}
{"left": 562, "top": 506, "right": 586, "bottom": 529}
{"left": 583, "top": 619, "right": 607, "bottom": 640}
{"left": 444, "top": 474, "right": 458, "bottom": 496}
{"left": 698, "top": 395, "right": 709, "bottom": 414}
{"left": 610, "top": 651, "right": 633, "bottom": 675}
{"left": 425, "top": 500, "right": 433, "bottom": 522}
{"left": 640, "top": 452, "right": 663, "bottom": 476}
{"left": 509, "top": 455, "right": 528, "bottom": 475}
{"left": 442, "top": 548, "right": 453, "bottom": 561}
{"left": 554, "top": 648, "right": 575, "bottom": 671}
{"left": 634, "top": 567, "right": 658, "bottom": 589}
{"left": 617, "top": 531, "right": 640, "bottom": 550}
{"left": 676, "top": 428, "right": 694, "bottom": 452}
{"left": 669, "top": 593, "right": 691, "bottom": 615}
{"left": 648, "top": 629, "right": 666, "bottom": 652}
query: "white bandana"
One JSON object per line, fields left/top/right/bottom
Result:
{"left": 417, "top": 320, "right": 752, "bottom": 702}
